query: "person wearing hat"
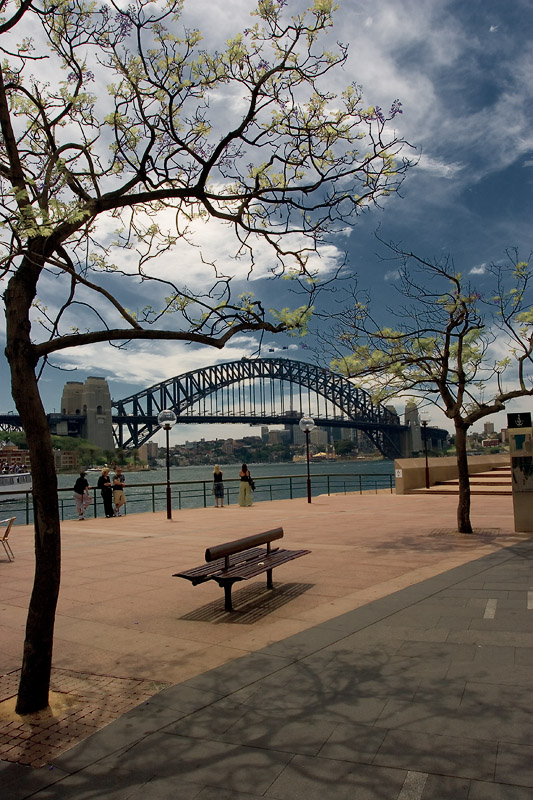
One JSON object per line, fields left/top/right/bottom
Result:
{"left": 97, "top": 467, "right": 114, "bottom": 518}
{"left": 73, "top": 470, "right": 90, "bottom": 521}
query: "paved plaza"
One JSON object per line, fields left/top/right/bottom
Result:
{"left": 1, "top": 491, "right": 532, "bottom": 798}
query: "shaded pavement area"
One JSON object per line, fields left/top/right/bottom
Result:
{"left": 1, "top": 492, "right": 532, "bottom": 798}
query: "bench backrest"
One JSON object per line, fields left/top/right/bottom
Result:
{"left": 205, "top": 527, "right": 283, "bottom": 563}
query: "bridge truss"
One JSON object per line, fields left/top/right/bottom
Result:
{"left": 112, "top": 358, "right": 406, "bottom": 458}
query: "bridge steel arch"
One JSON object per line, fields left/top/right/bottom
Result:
{"left": 113, "top": 358, "right": 406, "bottom": 458}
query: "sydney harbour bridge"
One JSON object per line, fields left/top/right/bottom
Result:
{"left": 0, "top": 358, "right": 446, "bottom": 458}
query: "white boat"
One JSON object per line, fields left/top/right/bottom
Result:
{"left": 0, "top": 472, "right": 32, "bottom": 499}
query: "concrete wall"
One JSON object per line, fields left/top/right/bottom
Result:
{"left": 394, "top": 453, "right": 509, "bottom": 493}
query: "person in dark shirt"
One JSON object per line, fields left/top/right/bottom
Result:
{"left": 97, "top": 468, "right": 114, "bottom": 518}
{"left": 73, "top": 471, "right": 90, "bottom": 520}
{"left": 213, "top": 464, "right": 224, "bottom": 507}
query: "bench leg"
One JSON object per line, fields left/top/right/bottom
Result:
{"left": 266, "top": 569, "right": 273, "bottom": 590}
{"left": 223, "top": 583, "right": 233, "bottom": 612}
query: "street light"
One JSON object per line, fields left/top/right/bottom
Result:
{"left": 299, "top": 415, "right": 315, "bottom": 503}
{"left": 421, "top": 416, "right": 430, "bottom": 489}
{"left": 157, "top": 409, "right": 177, "bottom": 519}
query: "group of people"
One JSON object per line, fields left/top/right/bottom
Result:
{"left": 73, "top": 468, "right": 126, "bottom": 521}
{"left": 74, "top": 463, "right": 254, "bottom": 519}
{"left": 0, "top": 462, "right": 26, "bottom": 474}
{"left": 212, "top": 463, "right": 254, "bottom": 508}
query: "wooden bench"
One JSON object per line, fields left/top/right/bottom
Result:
{"left": 173, "top": 527, "right": 310, "bottom": 611}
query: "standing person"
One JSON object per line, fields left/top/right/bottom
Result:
{"left": 238, "top": 463, "right": 253, "bottom": 507}
{"left": 73, "top": 470, "right": 90, "bottom": 521}
{"left": 112, "top": 467, "right": 126, "bottom": 516}
{"left": 97, "top": 468, "right": 114, "bottom": 518}
{"left": 213, "top": 464, "right": 224, "bottom": 507}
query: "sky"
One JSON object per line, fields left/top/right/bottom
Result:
{"left": 1, "top": 0, "right": 532, "bottom": 445}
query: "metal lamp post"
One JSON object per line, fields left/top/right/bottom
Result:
{"left": 299, "top": 415, "right": 315, "bottom": 503}
{"left": 157, "top": 409, "right": 177, "bottom": 519}
{"left": 421, "top": 418, "right": 430, "bottom": 489}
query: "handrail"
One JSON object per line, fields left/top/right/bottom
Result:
{"left": 0, "top": 471, "right": 395, "bottom": 524}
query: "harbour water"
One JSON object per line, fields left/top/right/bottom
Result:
{"left": 3, "top": 460, "right": 395, "bottom": 524}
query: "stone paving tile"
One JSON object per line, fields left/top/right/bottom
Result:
{"left": 373, "top": 729, "right": 498, "bottom": 781}
{"left": 163, "top": 696, "right": 250, "bottom": 739}
{"left": 420, "top": 774, "right": 470, "bottom": 799}
{"left": 1, "top": 764, "right": 71, "bottom": 800}
{"left": 468, "top": 780, "right": 533, "bottom": 799}
{"left": 317, "top": 721, "right": 387, "bottom": 763}
{"left": 13, "top": 767, "right": 153, "bottom": 800}
{"left": 144, "top": 684, "right": 225, "bottom": 714}
{"left": 446, "top": 630, "right": 533, "bottom": 648}
{"left": 99, "top": 731, "right": 293, "bottom": 794}
{"left": 445, "top": 661, "right": 533, "bottom": 686}
{"left": 494, "top": 742, "right": 533, "bottom": 788}
{"left": 264, "top": 753, "right": 406, "bottom": 800}
{"left": 515, "top": 646, "right": 533, "bottom": 665}
{"left": 194, "top": 788, "right": 263, "bottom": 800}
{"left": 181, "top": 652, "right": 291, "bottom": 694}
{"left": 220, "top": 709, "right": 338, "bottom": 755}
{"left": 395, "top": 640, "right": 476, "bottom": 661}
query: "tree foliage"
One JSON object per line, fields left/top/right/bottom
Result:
{"left": 0, "top": 0, "right": 411, "bottom": 713}
{"left": 325, "top": 245, "right": 533, "bottom": 532}
{"left": 1, "top": 0, "right": 410, "bottom": 358}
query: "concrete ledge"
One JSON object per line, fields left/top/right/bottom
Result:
{"left": 394, "top": 454, "right": 509, "bottom": 494}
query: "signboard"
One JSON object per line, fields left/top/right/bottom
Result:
{"left": 507, "top": 412, "right": 532, "bottom": 428}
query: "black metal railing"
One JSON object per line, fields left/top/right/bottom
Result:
{"left": 1, "top": 471, "right": 395, "bottom": 525}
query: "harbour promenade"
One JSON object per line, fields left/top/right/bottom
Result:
{"left": 1, "top": 491, "right": 532, "bottom": 798}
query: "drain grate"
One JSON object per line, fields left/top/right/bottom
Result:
{"left": 429, "top": 528, "right": 501, "bottom": 537}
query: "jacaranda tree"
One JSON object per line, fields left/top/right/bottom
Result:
{"left": 326, "top": 245, "right": 533, "bottom": 533}
{"left": 0, "top": 0, "right": 410, "bottom": 712}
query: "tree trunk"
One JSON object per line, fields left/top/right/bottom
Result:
{"left": 455, "top": 422, "right": 472, "bottom": 534}
{"left": 5, "top": 257, "right": 61, "bottom": 714}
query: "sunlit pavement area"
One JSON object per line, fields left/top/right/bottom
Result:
{"left": 1, "top": 491, "right": 532, "bottom": 798}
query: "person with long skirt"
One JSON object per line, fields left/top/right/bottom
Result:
{"left": 238, "top": 463, "right": 253, "bottom": 507}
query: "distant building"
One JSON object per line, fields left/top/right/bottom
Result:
{"left": 268, "top": 429, "right": 290, "bottom": 445}
{"left": 483, "top": 421, "right": 495, "bottom": 436}
{"left": 53, "top": 450, "right": 79, "bottom": 471}
{"left": 61, "top": 377, "right": 114, "bottom": 450}
{"left": 310, "top": 428, "right": 328, "bottom": 447}
{"left": 138, "top": 441, "right": 158, "bottom": 462}
{"left": 0, "top": 441, "right": 31, "bottom": 469}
